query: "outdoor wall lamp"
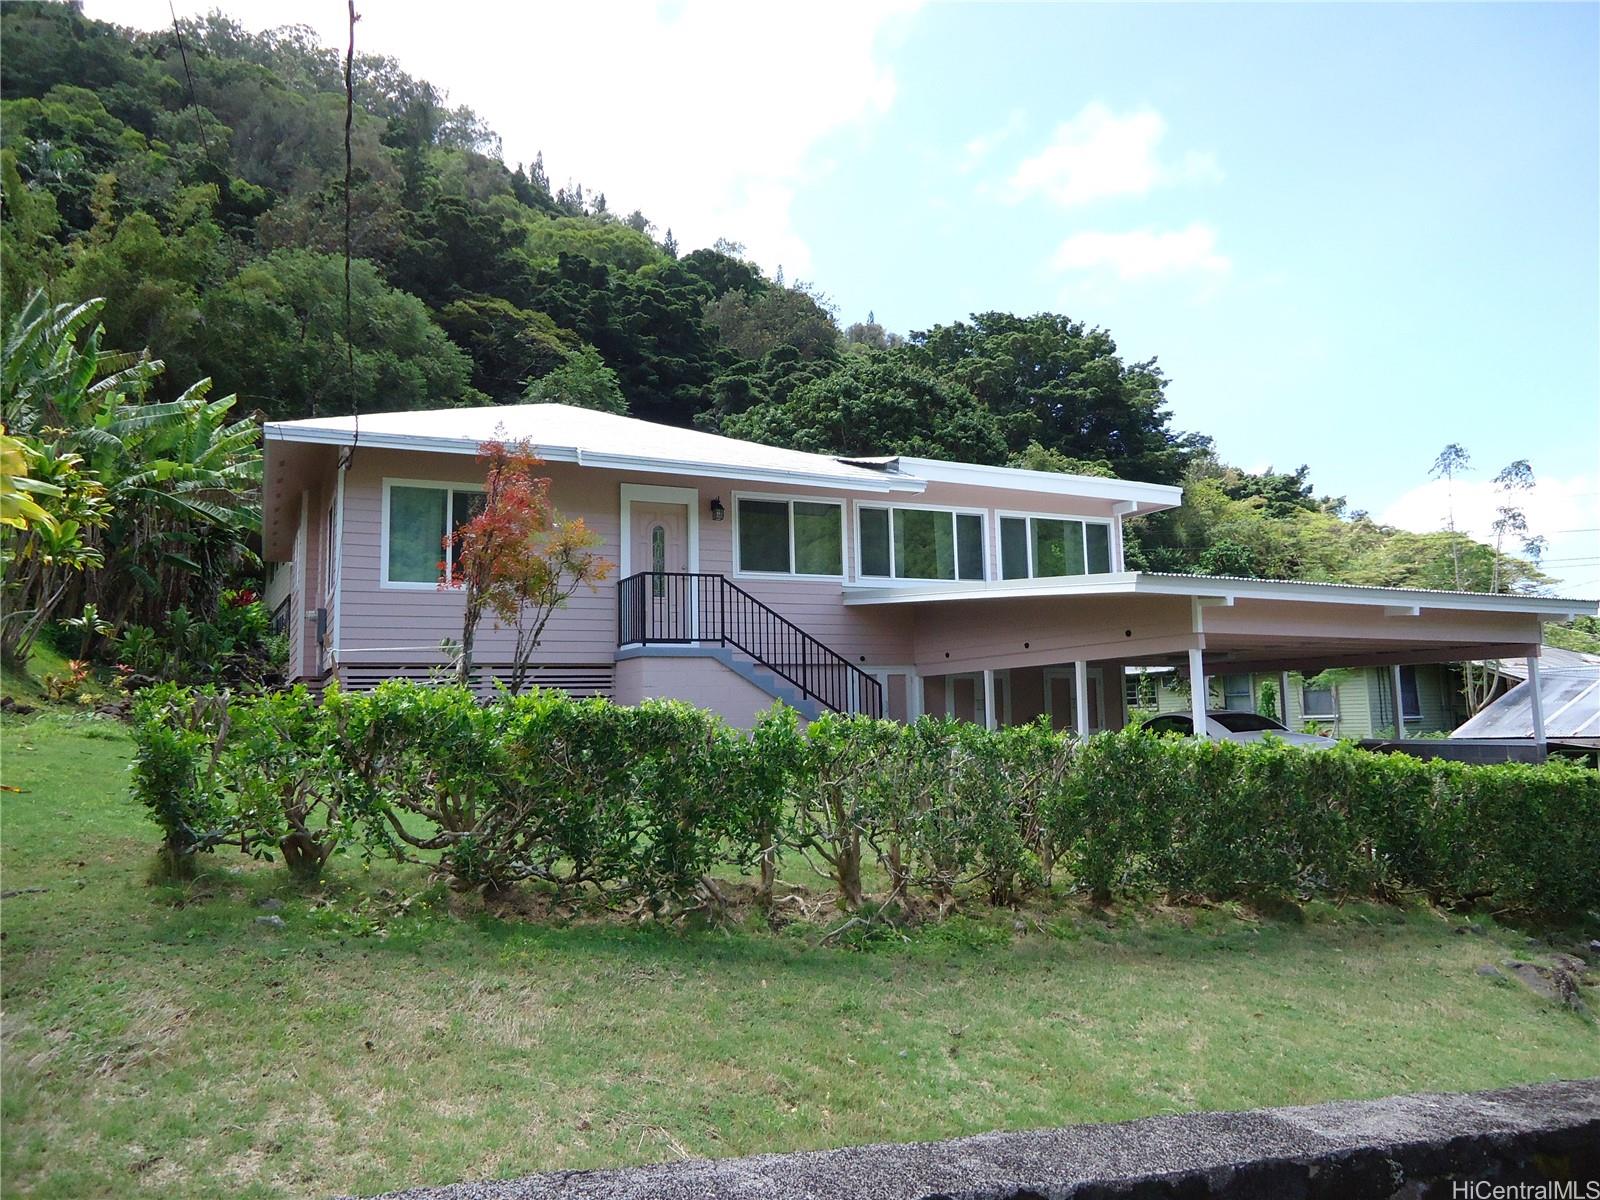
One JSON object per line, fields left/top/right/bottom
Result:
{"left": 709, "top": 496, "right": 726, "bottom": 521}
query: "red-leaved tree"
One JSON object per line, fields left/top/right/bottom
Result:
{"left": 445, "top": 439, "right": 611, "bottom": 690}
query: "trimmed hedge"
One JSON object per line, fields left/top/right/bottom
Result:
{"left": 129, "top": 681, "right": 1600, "bottom": 918}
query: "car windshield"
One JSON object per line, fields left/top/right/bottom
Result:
{"left": 1211, "top": 712, "right": 1287, "bottom": 733}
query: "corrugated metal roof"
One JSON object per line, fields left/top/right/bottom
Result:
{"left": 1452, "top": 660, "right": 1600, "bottom": 742}
{"left": 1471, "top": 645, "right": 1600, "bottom": 682}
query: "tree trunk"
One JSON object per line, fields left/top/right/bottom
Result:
{"left": 279, "top": 831, "right": 330, "bottom": 881}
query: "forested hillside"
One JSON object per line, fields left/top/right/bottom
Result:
{"left": 0, "top": 1, "right": 1557, "bottom": 594}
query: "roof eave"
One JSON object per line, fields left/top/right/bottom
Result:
{"left": 841, "top": 571, "right": 1599, "bottom": 616}
{"left": 892, "top": 456, "right": 1184, "bottom": 512}
{"left": 261, "top": 424, "right": 928, "bottom": 495}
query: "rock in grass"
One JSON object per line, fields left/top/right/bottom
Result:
{"left": 254, "top": 914, "right": 286, "bottom": 930}
{"left": 1502, "top": 960, "right": 1587, "bottom": 1013}
{"left": 1476, "top": 964, "right": 1505, "bottom": 980}
{"left": 254, "top": 897, "right": 284, "bottom": 911}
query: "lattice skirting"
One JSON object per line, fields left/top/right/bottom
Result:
{"left": 334, "top": 661, "right": 615, "bottom": 700}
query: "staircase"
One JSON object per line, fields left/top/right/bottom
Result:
{"left": 616, "top": 572, "right": 883, "bottom": 717}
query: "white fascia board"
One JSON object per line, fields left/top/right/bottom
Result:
{"left": 262, "top": 424, "right": 927, "bottom": 495}
{"left": 1133, "top": 573, "right": 1599, "bottom": 617}
{"left": 841, "top": 570, "right": 1598, "bottom": 617}
{"left": 844, "top": 573, "right": 1143, "bottom": 605}
{"left": 892, "top": 456, "right": 1183, "bottom": 511}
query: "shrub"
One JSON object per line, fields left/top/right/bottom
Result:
{"left": 126, "top": 681, "right": 1600, "bottom": 920}
{"left": 222, "top": 686, "right": 345, "bottom": 879}
{"left": 129, "top": 685, "right": 234, "bottom": 877}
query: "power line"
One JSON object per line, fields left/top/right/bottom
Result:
{"left": 168, "top": 3, "right": 215, "bottom": 168}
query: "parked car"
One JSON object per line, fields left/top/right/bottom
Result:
{"left": 1141, "top": 711, "right": 1337, "bottom": 748}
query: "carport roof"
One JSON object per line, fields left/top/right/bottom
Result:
{"left": 842, "top": 571, "right": 1597, "bottom": 618}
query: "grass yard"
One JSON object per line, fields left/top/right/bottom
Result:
{"left": 2, "top": 710, "right": 1596, "bottom": 1200}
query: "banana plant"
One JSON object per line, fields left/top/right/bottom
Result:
{"left": 2, "top": 291, "right": 262, "bottom": 663}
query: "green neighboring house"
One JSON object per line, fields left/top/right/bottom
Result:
{"left": 1132, "top": 664, "right": 1467, "bottom": 739}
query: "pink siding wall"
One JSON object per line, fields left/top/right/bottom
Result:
{"left": 614, "top": 654, "right": 785, "bottom": 729}
{"left": 325, "top": 448, "right": 1131, "bottom": 677}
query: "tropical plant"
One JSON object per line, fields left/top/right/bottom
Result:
{"left": 0, "top": 292, "right": 261, "bottom": 662}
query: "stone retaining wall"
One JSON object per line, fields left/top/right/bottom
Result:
{"left": 360, "top": 1078, "right": 1600, "bottom": 1200}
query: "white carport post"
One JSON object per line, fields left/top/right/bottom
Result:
{"left": 1527, "top": 655, "right": 1547, "bottom": 750}
{"left": 1279, "top": 670, "right": 1292, "bottom": 726}
{"left": 1188, "top": 646, "right": 1208, "bottom": 739}
{"left": 982, "top": 668, "right": 997, "bottom": 731}
{"left": 1073, "top": 660, "right": 1091, "bottom": 740}
{"left": 1389, "top": 664, "right": 1407, "bottom": 739}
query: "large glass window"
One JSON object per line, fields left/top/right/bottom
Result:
{"left": 858, "top": 506, "right": 984, "bottom": 581}
{"left": 999, "top": 515, "right": 1115, "bottom": 579}
{"left": 736, "top": 496, "right": 843, "bottom": 576}
{"left": 385, "top": 483, "right": 481, "bottom": 585}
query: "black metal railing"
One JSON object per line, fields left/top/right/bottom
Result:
{"left": 617, "top": 571, "right": 883, "bottom": 717}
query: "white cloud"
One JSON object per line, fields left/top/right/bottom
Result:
{"left": 86, "top": 0, "right": 921, "bottom": 278}
{"left": 960, "top": 108, "right": 1026, "bottom": 173}
{"left": 1007, "top": 102, "right": 1220, "bottom": 208}
{"left": 1379, "top": 472, "right": 1600, "bottom": 594}
{"left": 1050, "top": 223, "right": 1231, "bottom": 280}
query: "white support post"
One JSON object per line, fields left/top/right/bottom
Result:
{"left": 982, "top": 668, "right": 997, "bottom": 731}
{"left": 906, "top": 671, "right": 923, "bottom": 721}
{"left": 1389, "top": 664, "right": 1407, "bottom": 740}
{"left": 1189, "top": 647, "right": 1208, "bottom": 739}
{"left": 1527, "top": 655, "right": 1547, "bottom": 750}
{"left": 1279, "top": 670, "right": 1292, "bottom": 726}
{"left": 1074, "top": 660, "right": 1091, "bottom": 740}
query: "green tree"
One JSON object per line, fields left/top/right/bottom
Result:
{"left": 0, "top": 148, "right": 65, "bottom": 313}
{"left": 200, "top": 249, "right": 481, "bottom": 418}
{"left": 522, "top": 344, "right": 627, "bottom": 414}
{"left": 901, "top": 312, "right": 1196, "bottom": 483}
{"left": 704, "top": 283, "right": 839, "bottom": 362}
{"left": 720, "top": 353, "right": 1006, "bottom": 462}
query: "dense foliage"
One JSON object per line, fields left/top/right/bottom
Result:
{"left": 131, "top": 684, "right": 1600, "bottom": 919}
{"left": 0, "top": 1, "right": 1552, "bottom": 599}
{"left": 1, "top": 292, "right": 260, "bottom": 664}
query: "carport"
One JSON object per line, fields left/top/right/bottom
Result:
{"left": 844, "top": 572, "right": 1597, "bottom": 748}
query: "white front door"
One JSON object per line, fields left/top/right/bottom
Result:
{"left": 630, "top": 501, "right": 692, "bottom": 638}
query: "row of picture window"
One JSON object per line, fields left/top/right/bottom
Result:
{"left": 384, "top": 486, "right": 1116, "bottom": 586}
{"left": 735, "top": 497, "right": 1113, "bottom": 581}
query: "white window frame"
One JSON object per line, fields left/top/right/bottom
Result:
{"left": 854, "top": 499, "right": 989, "bottom": 583}
{"left": 731, "top": 491, "right": 846, "bottom": 580}
{"left": 1399, "top": 665, "right": 1423, "bottom": 721}
{"left": 379, "top": 477, "right": 485, "bottom": 590}
{"left": 1301, "top": 683, "right": 1337, "bottom": 721}
{"left": 995, "top": 509, "right": 1117, "bottom": 580}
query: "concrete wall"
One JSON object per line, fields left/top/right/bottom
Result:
{"left": 613, "top": 651, "right": 786, "bottom": 729}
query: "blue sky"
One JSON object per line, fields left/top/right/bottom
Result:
{"left": 96, "top": 1, "right": 1600, "bottom": 591}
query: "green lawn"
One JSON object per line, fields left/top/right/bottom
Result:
{"left": 2, "top": 710, "right": 1595, "bottom": 1200}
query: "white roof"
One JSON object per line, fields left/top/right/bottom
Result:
{"left": 842, "top": 570, "right": 1598, "bottom": 616}
{"left": 263, "top": 403, "right": 1183, "bottom": 508}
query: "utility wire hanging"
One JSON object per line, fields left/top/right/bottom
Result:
{"left": 343, "top": 0, "right": 361, "bottom": 456}
{"left": 168, "top": 3, "right": 215, "bottom": 167}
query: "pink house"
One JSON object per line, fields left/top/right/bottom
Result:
{"left": 262, "top": 403, "right": 1595, "bottom": 742}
